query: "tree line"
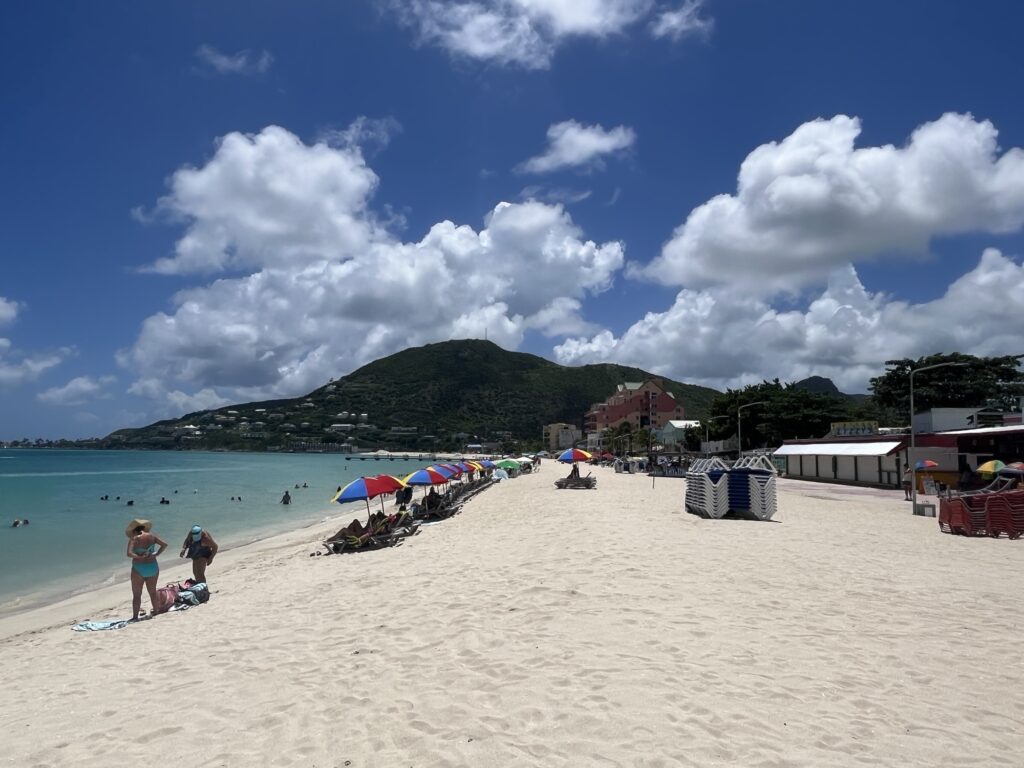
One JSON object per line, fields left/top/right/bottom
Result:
{"left": 689, "top": 353, "right": 1024, "bottom": 453}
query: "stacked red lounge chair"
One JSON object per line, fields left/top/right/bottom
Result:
{"left": 938, "top": 489, "right": 1024, "bottom": 539}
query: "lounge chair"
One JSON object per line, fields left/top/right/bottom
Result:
{"left": 554, "top": 473, "right": 597, "bottom": 489}
{"left": 323, "top": 515, "right": 405, "bottom": 554}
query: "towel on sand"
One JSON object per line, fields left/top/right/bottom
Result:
{"left": 71, "top": 604, "right": 190, "bottom": 631}
{"left": 72, "top": 619, "right": 131, "bottom": 631}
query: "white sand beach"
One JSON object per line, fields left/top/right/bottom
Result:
{"left": 2, "top": 466, "right": 1023, "bottom": 767}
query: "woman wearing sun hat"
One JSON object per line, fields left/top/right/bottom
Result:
{"left": 125, "top": 518, "right": 168, "bottom": 620}
{"left": 179, "top": 525, "right": 218, "bottom": 582}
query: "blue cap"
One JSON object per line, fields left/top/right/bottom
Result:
{"left": 191, "top": 525, "right": 202, "bottom": 534}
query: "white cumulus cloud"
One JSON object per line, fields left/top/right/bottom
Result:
{"left": 143, "top": 126, "right": 383, "bottom": 275}
{"left": 0, "top": 298, "right": 69, "bottom": 387}
{"left": 37, "top": 375, "right": 115, "bottom": 406}
{"left": 558, "top": 248, "right": 1024, "bottom": 393}
{"left": 388, "top": 0, "right": 704, "bottom": 68}
{"left": 0, "top": 345, "right": 67, "bottom": 387}
{"left": 195, "top": 44, "right": 273, "bottom": 76}
{"left": 518, "top": 120, "right": 636, "bottom": 174}
{"left": 635, "top": 113, "right": 1024, "bottom": 293}
{"left": 122, "top": 126, "right": 624, "bottom": 413}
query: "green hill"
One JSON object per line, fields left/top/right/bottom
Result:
{"left": 108, "top": 340, "right": 719, "bottom": 451}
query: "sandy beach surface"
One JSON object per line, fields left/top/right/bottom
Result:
{"left": 2, "top": 465, "right": 1023, "bottom": 767}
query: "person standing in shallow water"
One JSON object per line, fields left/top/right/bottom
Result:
{"left": 180, "top": 525, "right": 218, "bottom": 582}
{"left": 280, "top": 490, "right": 291, "bottom": 505}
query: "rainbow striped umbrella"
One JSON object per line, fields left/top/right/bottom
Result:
{"left": 557, "top": 448, "right": 592, "bottom": 464}
{"left": 403, "top": 468, "right": 448, "bottom": 486}
{"left": 426, "top": 464, "right": 457, "bottom": 480}
{"left": 333, "top": 475, "right": 394, "bottom": 520}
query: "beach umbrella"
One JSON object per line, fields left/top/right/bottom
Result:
{"left": 427, "top": 464, "right": 457, "bottom": 480}
{"left": 403, "top": 468, "right": 448, "bottom": 486}
{"left": 370, "top": 474, "right": 409, "bottom": 512}
{"left": 495, "top": 459, "right": 520, "bottom": 470}
{"left": 478, "top": 460, "right": 497, "bottom": 469}
{"left": 456, "top": 461, "right": 476, "bottom": 473}
{"left": 440, "top": 463, "right": 465, "bottom": 477}
{"left": 333, "top": 476, "right": 393, "bottom": 521}
{"left": 915, "top": 459, "right": 939, "bottom": 470}
{"left": 557, "top": 448, "right": 592, "bottom": 463}
{"left": 977, "top": 459, "right": 1006, "bottom": 475}
{"left": 374, "top": 474, "right": 407, "bottom": 492}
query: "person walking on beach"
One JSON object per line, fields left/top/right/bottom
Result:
{"left": 126, "top": 519, "right": 167, "bottom": 620}
{"left": 902, "top": 464, "right": 913, "bottom": 500}
{"left": 179, "top": 525, "right": 218, "bottom": 582}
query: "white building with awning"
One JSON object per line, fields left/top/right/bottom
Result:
{"left": 774, "top": 438, "right": 907, "bottom": 486}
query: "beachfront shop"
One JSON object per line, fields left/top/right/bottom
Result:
{"left": 915, "top": 424, "right": 1024, "bottom": 483}
{"left": 774, "top": 437, "right": 906, "bottom": 487}
{"left": 775, "top": 425, "right": 1024, "bottom": 491}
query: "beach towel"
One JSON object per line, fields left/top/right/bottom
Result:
{"left": 71, "top": 604, "right": 191, "bottom": 631}
{"left": 71, "top": 619, "right": 131, "bottom": 631}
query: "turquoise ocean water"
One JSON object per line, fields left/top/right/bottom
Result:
{"left": 0, "top": 449, "right": 430, "bottom": 613}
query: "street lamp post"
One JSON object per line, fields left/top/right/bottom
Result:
{"left": 737, "top": 401, "right": 768, "bottom": 460}
{"left": 909, "top": 362, "right": 968, "bottom": 509}
{"left": 704, "top": 415, "right": 729, "bottom": 457}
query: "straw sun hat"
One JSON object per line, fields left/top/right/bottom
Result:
{"left": 125, "top": 518, "right": 152, "bottom": 537}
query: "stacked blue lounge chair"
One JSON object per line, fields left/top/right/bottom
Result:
{"left": 685, "top": 455, "right": 778, "bottom": 521}
{"left": 727, "top": 456, "right": 778, "bottom": 521}
{"left": 685, "top": 458, "right": 730, "bottom": 518}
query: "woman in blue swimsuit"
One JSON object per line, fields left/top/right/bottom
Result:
{"left": 125, "top": 519, "right": 168, "bottom": 620}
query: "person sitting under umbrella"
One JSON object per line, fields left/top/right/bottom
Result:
{"left": 425, "top": 486, "right": 441, "bottom": 511}
{"left": 330, "top": 518, "right": 369, "bottom": 542}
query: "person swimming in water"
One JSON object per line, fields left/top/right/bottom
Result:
{"left": 125, "top": 519, "right": 167, "bottom": 620}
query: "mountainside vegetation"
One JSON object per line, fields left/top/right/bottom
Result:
{"left": 104, "top": 340, "right": 720, "bottom": 452}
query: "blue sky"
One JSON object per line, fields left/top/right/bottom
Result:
{"left": 3, "top": 0, "right": 1024, "bottom": 439}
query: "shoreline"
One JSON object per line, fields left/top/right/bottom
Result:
{"left": 0, "top": 449, "right": 454, "bottom": 622}
{"left": 0, "top": 503, "right": 352, "bottom": 640}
